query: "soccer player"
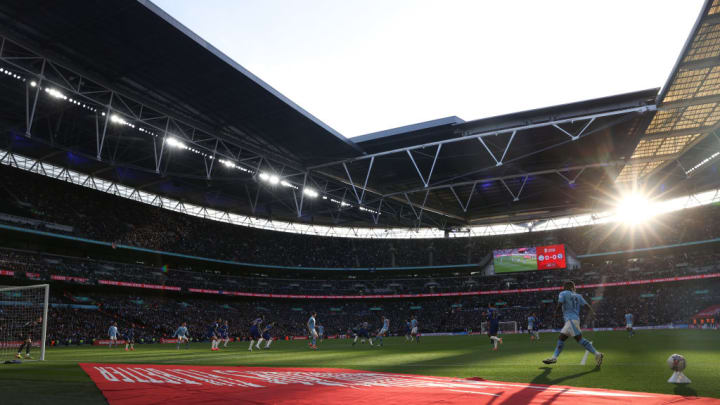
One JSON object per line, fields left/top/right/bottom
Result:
{"left": 125, "top": 324, "right": 135, "bottom": 351}
{"left": 543, "top": 281, "right": 603, "bottom": 366}
{"left": 317, "top": 324, "right": 325, "bottom": 343}
{"left": 352, "top": 322, "right": 369, "bottom": 346}
{"left": 16, "top": 317, "right": 41, "bottom": 359}
{"left": 219, "top": 320, "right": 230, "bottom": 347}
{"left": 376, "top": 316, "right": 390, "bottom": 347}
{"left": 486, "top": 303, "right": 503, "bottom": 351}
{"left": 208, "top": 318, "right": 221, "bottom": 351}
{"left": 410, "top": 316, "right": 419, "bottom": 343}
{"left": 625, "top": 312, "right": 635, "bottom": 338}
{"left": 174, "top": 322, "right": 190, "bottom": 349}
{"left": 248, "top": 316, "right": 263, "bottom": 352}
{"left": 259, "top": 322, "right": 275, "bottom": 349}
{"left": 307, "top": 312, "right": 318, "bottom": 350}
{"left": 528, "top": 313, "right": 540, "bottom": 342}
{"left": 404, "top": 319, "right": 412, "bottom": 342}
{"left": 108, "top": 321, "right": 119, "bottom": 349}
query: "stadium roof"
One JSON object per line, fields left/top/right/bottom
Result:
{"left": 0, "top": 0, "right": 718, "bottom": 232}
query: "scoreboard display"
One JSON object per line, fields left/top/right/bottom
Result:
{"left": 493, "top": 244, "right": 567, "bottom": 274}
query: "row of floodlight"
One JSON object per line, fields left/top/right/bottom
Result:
{"left": 1, "top": 67, "right": 379, "bottom": 216}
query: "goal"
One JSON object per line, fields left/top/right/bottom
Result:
{"left": 0, "top": 284, "right": 49, "bottom": 361}
{"left": 481, "top": 321, "right": 517, "bottom": 334}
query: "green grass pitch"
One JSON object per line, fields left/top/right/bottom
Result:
{"left": 494, "top": 256, "right": 537, "bottom": 273}
{"left": 0, "top": 330, "right": 718, "bottom": 404}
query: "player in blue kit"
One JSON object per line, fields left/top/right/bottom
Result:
{"left": 486, "top": 304, "right": 503, "bottom": 351}
{"left": 124, "top": 324, "right": 135, "bottom": 352}
{"left": 208, "top": 318, "right": 221, "bottom": 351}
{"left": 219, "top": 320, "right": 230, "bottom": 348}
{"left": 624, "top": 312, "right": 635, "bottom": 337}
{"left": 404, "top": 319, "right": 412, "bottom": 342}
{"left": 317, "top": 324, "right": 325, "bottom": 343}
{"left": 543, "top": 281, "right": 603, "bottom": 366}
{"left": 375, "top": 316, "right": 390, "bottom": 347}
{"left": 108, "top": 321, "right": 119, "bottom": 349}
{"left": 528, "top": 313, "right": 540, "bottom": 342}
{"left": 174, "top": 322, "right": 190, "bottom": 349}
{"left": 307, "top": 312, "right": 318, "bottom": 350}
{"left": 248, "top": 316, "right": 263, "bottom": 352}
{"left": 256, "top": 322, "right": 275, "bottom": 349}
{"left": 410, "top": 316, "right": 419, "bottom": 343}
{"left": 352, "top": 321, "right": 371, "bottom": 346}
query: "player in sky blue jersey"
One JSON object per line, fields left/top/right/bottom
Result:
{"left": 528, "top": 313, "right": 540, "bottom": 342}
{"left": 317, "top": 324, "right": 325, "bottom": 343}
{"left": 124, "top": 324, "right": 135, "bottom": 352}
{"left": 543, "top": 281, "right": 603, "bottom": 366}
{"left": 208, "top": 318, "right": 221, "bottom": 352}
{"left": 174, "top": 322, "right": 190, "bottom": 349}
{"left": 375, "top": 316, "right": 390, "bottom": 347}
{"left": 410, "top": 316, "right": 419, "bottom": 343}
{"left": 486, "top": 304, "right": 503, "bottom": 351}
{"left": 248, "top": 316, "right": 264, "bottom": 352}
{"left": 108, "top": 321, "right": 118, "bottom": 349}
{"left": 307, "top": 312, "right": 318, "bottom": 350}
{"left": 624, "top": 312, "right": 635, "bottom": 337}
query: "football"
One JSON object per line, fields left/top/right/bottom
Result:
{"left": 667, "top": 354, "right": 687, "bottom": 372}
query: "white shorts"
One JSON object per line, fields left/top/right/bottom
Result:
{"left": 378, "top": 328, "right": 388, "bottom": 335}
{"left": 560, "top": 320, "right": 582, "bottom": 337}
{"left": 178, "top": 335, "right": 187, "bottom": 340}
{"left": 310, "top": 329, "right": 318, "bottom": 339}
{"left": 109, "top": 336, "right": 117, "bottom": 341}
{"left": 411, "top": 327, "right": 418, "bottom": 334}
{"left": 626, "top": 323, "right": 633, "bottom": 328}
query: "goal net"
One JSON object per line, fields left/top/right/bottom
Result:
{"left": 0, "top": 284, "right": 49, "bottom": 361}
{"left": 481, "top": 321, "right": 517, "bottom": 334}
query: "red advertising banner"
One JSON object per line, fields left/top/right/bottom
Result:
{"left": 79, "top": 363, "right": 719, "bottom": 405}
{"left": 26, "top": 272, "right": 41, "bottom": 279}
{"left": 98, "top": 280, "right": 181, "bottom": 291}
{"left": 0, "top": 269, "right": 14, "bottom": 276}
{"left": 536, "top": 244, "right": 567, "bottom": 270}
{"left": 51, "top": 274, "right": 89, "bottom": 283}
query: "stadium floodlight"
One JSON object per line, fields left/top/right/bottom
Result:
{"left": 303, "top": 188, "right": 319, "bottom": 198}
{"left": 258, "top": 172, "right": 280, "bottom": 185}
{"left": 45, "top": 87, "right": 67, "bottom": 100}
{"left": 165, "top": 137, "right": 188, "bottom": 150}
{"left": 29, "top": 80, "right": 37, "bottom": 87}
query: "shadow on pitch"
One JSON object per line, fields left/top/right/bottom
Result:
{"left": 499, "top": 366, "right": 600, "bottom": 405}
{"left": 673, "top": 384, "right": 698, "bottom": 397}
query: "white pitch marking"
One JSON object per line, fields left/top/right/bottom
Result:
{"left": 446, "top": 389, "right": 501, "bottom": 396}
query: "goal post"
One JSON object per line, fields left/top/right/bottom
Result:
{"left": 0, "top": 284, "right": 49, "bottom": 361}
{"left": 480, "top": 321, "right": 518, "bottom": 335}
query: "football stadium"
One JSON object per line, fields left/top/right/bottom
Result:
{"left": 1, "top": 1, "right": 720, "bottom": 404}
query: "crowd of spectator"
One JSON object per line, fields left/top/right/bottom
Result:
{"left": 2, "top": 165, "right": 720, "bottom": 268}
{"left": 1, "top": 247, "right": 718, "bottom": 296}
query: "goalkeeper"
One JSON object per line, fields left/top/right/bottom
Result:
{"left": 16, "top": 317, "right": 42, "bottom": 359}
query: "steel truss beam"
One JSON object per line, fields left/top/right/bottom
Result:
{"left": 0, "top": 33, "right": 412, "bottom": 225}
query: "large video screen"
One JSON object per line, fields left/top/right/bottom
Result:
{"left": 493, "top": 244, "right": 567, "bottom": 274}
{"left": 493, "top": 247, "right": 537, "bottom": 273}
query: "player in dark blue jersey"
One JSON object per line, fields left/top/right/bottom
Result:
{"left": 486, "top": 304, "right": 503, "bottom": 351}
{"left": 352, "top": 322, "right": 371, "bottom": 346}
{"left": 256, "top": 322, "right": 275, "bottom": 349}
{"left": 208, "top": 318, "right": 221, "bottom": 351}
{"left": 219, "top": 320, "right": 230, "bottom": 348}
{"left": 124, "top": 324, "right": 135, "bottom": 352}
{"left": 248, "top": 316, "right": 264, "bottom": 352}
{"left": 404, "top": 319, "right": 411, "bottom": 342}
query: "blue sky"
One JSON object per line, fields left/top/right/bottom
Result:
{"left": 152, "top": 0, "right": 704, "bottom": 138}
